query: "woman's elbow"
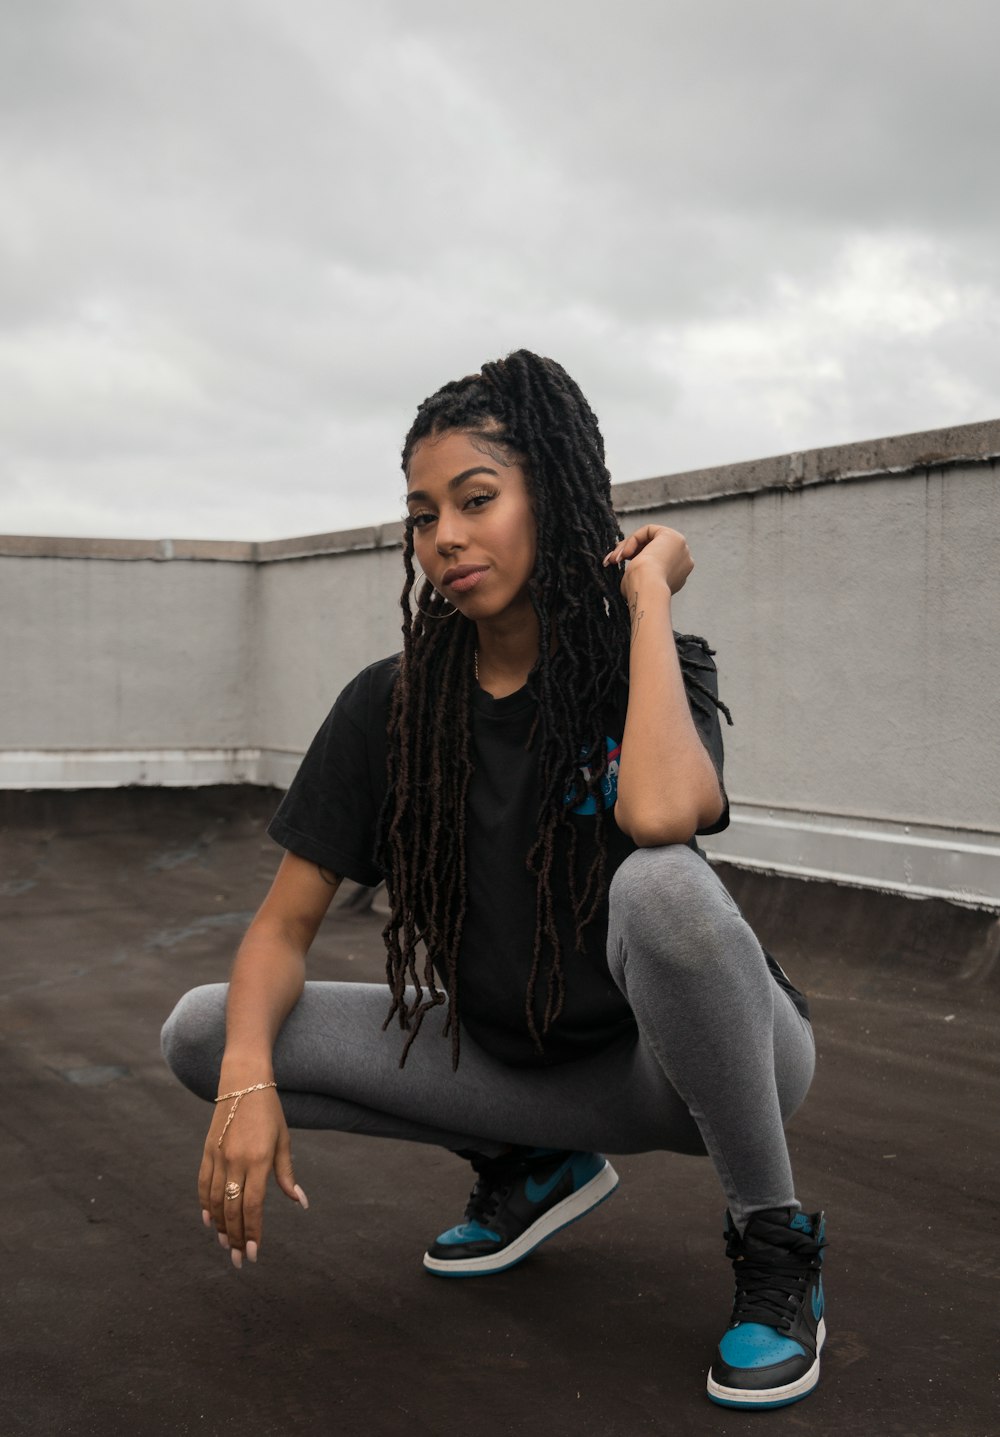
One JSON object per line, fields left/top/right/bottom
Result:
{"left": 613, "top": 799, "right": 701, "bottom": 848}
{"left": 614, "top": 781, "right": 724, "bottom": 848}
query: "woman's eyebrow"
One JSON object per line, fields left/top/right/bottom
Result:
{"left": 406, "top": 466, "right": 498, "bottom": 505}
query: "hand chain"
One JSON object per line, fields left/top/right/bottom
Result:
{"left": 214, "top": 1081, "right": 277, "bottom": 1148}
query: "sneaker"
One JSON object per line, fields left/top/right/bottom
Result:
{"left": 706, "top": 1207, "right": 827, "bottom": 1409}
{"left": 422, "top": 1147, "right": 619, "bottom": 1277}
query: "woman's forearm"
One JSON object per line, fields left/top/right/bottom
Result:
{"left": 614, "top": 574, "right": 723, "bottom": 846}
{"left": 219, "top": 923, "right": 308, "bottom": 1083}
{"left": 217, "top": 854, "right": 341, "bottom": 1086}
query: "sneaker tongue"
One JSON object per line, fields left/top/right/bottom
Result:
{"left": 739, "top": 1208, "right": 805, "bottom": 1257}
{"left": 744, "top": 1207, "right": 805, "bottom": 1239}
{"left": 749, "top": 1207, "right": 796, "bottom": 1225}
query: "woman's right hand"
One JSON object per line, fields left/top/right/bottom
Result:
{"left": 197, "top": 1080, "right": 308, "bottom": 1267}
{"left": 196, "top": 853, "right": 337, "bottom": 1266}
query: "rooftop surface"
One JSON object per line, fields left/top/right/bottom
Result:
{"left": 2, "top": 787, "right": 997, "bottom": 1437}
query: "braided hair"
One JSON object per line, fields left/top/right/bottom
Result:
{"left": 375, "top": 350, "right": 730, "bottom": 1068}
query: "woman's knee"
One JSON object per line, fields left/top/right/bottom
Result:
{"left": 610, "top": 844, "right": 736, "bottom": 926}
{"left": 160, "top": 983, "right": 228, "bottom": 1098}
{"left": 607, "top": 844, "right": 747, "bottom": 977}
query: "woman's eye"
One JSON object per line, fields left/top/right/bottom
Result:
{"left": 465, "top": 489, "right": 497, "bottom": 509}
{"left": 410, "top": 512, "right": 435, "bottom": 529}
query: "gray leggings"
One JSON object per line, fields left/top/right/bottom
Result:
{"left": 161, "top": 845, "right": 815, "bottom": 1227}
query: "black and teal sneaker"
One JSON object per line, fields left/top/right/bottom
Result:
{"left": 707, "top": 1207, "right": 827, "bottom": 1410}
{"left": 423, "top": 1147, "right": 619, "bottom": 1277}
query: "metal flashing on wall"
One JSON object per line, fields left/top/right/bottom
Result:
{"left": 703, "top": 802, "right": 1000, "bottom": 911}
{"left": 0, "top": 748, "right": 304, "bottom": 794}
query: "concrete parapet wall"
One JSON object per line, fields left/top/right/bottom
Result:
{"left": 3, "top": 418, "right": 998, "bottom": 907}
{"left": 625, "top": 453, "right": 1000, "bottom": 909}
{"left": 632, "top": 462, "right": 999, "bottom": 829}
{"left": 0, "top": 555, "right": 257, "bottom": 750}
{"left": 255, "top": 545, "right": 405, "bottom": 755}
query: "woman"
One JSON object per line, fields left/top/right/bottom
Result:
{"left": 162, "top": 350, "right": 826, "bottom": 1411}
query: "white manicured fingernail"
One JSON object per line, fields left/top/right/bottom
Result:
{"left": 246, "top": 1241, "right": 258, "bottom": 1263}
{"left": 293, "top": 1184, "right": 309, "bottom": 1210}
{"left": 201, "top": 1209, "right": 211, "bottom": 1228}
{"left": 217, "top": 1231, "right": 229, "bottom": 1249}
{"left": 231, "top": 1247, "right": 243, "bottom": 1270}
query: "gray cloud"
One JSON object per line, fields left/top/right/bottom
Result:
{"left": 1, "top": 0, "right": 997, "bottom": 539}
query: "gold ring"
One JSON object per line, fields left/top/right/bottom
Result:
{"left": 224, "top": 1181, "right": 243, "bottom": 1201}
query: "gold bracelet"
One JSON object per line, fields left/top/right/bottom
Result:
{"left": 214, "top": 1080, "right": 278, "bottom": 1148}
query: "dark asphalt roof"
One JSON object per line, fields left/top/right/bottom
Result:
{"left": 2, "top": 787, "right": 996, "bottom": 1437}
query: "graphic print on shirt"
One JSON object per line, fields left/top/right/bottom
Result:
{"left": 568, "top": 737, "right": 622, "bottom": 815}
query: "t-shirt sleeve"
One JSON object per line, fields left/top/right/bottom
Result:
{"left": 266, "top": 665, "right": 389, "bottom": 887}
{"left": 676, "top": 634, "right": 731, "bottom": 836}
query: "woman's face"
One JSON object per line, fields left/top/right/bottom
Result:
{"left": 406, "top": 429, "right": 537, "bottom": 626}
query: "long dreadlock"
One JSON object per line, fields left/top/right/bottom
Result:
{"left": 375, "top": 350, "right": 731, "bottom": 1069}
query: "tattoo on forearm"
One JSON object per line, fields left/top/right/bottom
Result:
{"left": 629, "top": 596, "right": 645, "bottom": 644}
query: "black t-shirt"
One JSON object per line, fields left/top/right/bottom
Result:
{"left": 268, "top": 640, "right": 806, "bottom": 1065}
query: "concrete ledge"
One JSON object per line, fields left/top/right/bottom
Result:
{"left": 0, "top": 747, "right": 304, "bottom": 792}
{"left": 612, "top": 416, "right": 1000, "bottom": 514}
{"left": 0, "top": 535, "right": 258, "bottom": 562}
{"left": 254, "top": 522, "right": 406, "bottom": 562}
{"left": 0, "top": 525, "right": 408, "bottom": 565}
{"left": 3, "top": 416, "right": 997, "bottom": 562}
{"left": 0, "top": 748, "right": 264, "bottom": 788}
{"left": 713, "top": 860, "right": 1000, "bottom": 995}
{"left": 704, "top": 801, "right": 1000, "bottom": 911}
{"left": 257, "top": 748, "right": 307, "bottom": 790}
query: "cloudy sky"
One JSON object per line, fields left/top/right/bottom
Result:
{"left": 2, "top": 0, "right": 998, "bottom": 541}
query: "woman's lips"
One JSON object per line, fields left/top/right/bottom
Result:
{"left": 443, "top": 566, "right": 488, "bottom": 593}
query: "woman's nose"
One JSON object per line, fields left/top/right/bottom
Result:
{"left": 435, "top": 507, "right": 467, "bottom": 555}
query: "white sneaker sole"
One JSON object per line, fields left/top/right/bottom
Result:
{"left": 706, "top": 1317, "right": 826, "bottom": 1408}
{"left": 422, "top": 1159, "right": 620, "bottom": 1277}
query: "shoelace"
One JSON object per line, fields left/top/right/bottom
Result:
{"left": 727, "top": 1223, "right": 825, "bottom": 1330}
{"left": 461, "top": 1149, "right": 560, "bottom": 1226}
{"left": 730, "top": 1253, "right": 819, "bottom": 1329}
{"left": 464, "top": 1172, "right": 510, "bottom": 1225}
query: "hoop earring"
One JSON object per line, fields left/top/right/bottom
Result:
{"left": 414, "top": 594, "right": 459, "bottom": 620}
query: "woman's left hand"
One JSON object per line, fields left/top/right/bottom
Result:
{"left": 603, "top": 525, "right": 693, "bottom": 599}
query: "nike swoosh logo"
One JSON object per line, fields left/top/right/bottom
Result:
{"left": 525, "top": 1157, "right": 575, "bottom": 1205}
{"left": 812, "top": 1280, "right": 824, "bottom": 1322}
